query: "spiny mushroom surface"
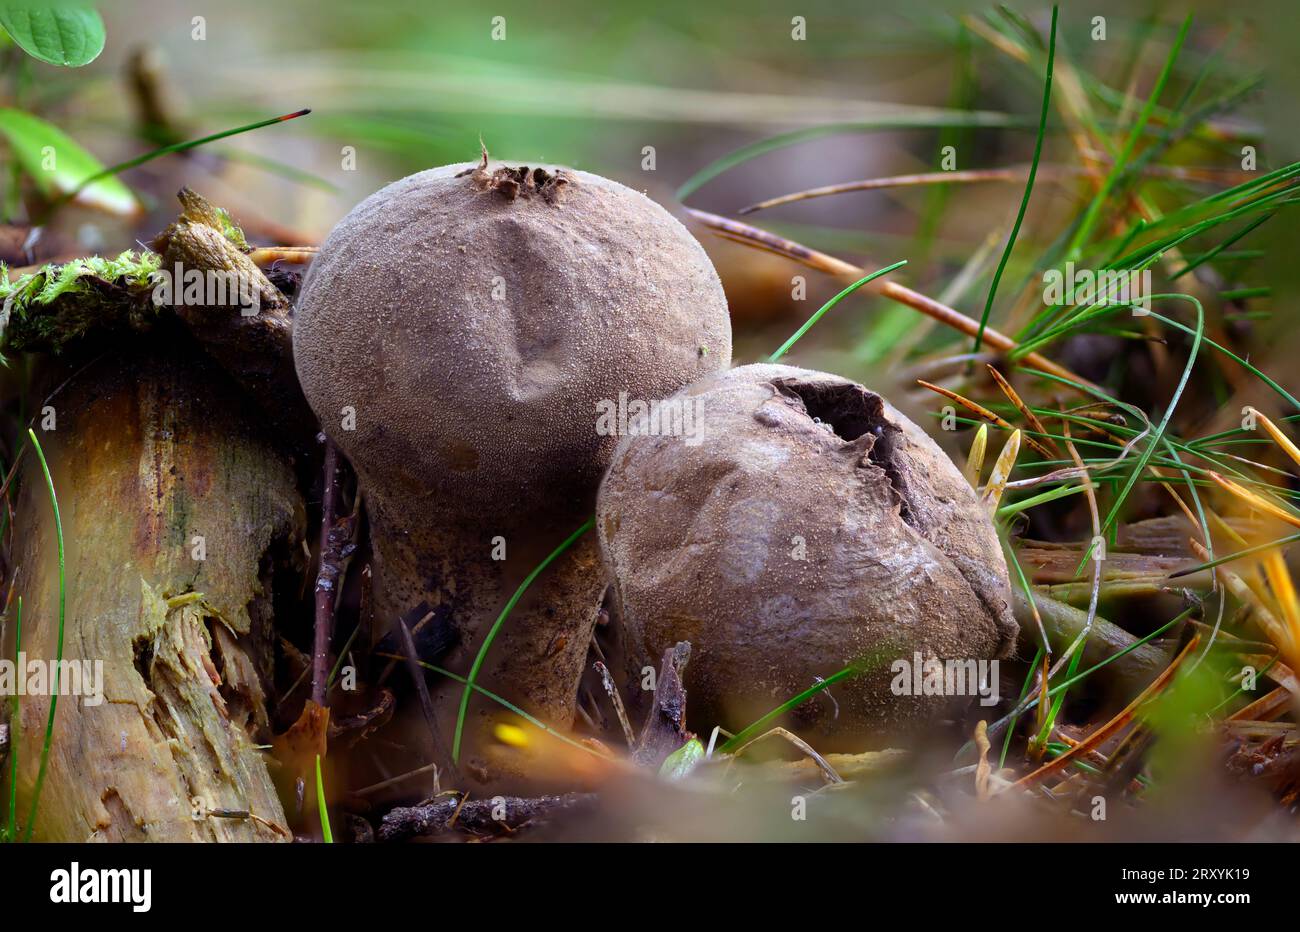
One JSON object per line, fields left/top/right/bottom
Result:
{"left": 597, "top": 363, "right": 1017, "bottom": 746}
{"left": 292, "top": 157, "right": 731, "bottom": 775}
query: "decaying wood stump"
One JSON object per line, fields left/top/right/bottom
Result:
{"left": 5, "top": 347, "right": 304, "bottom": 841}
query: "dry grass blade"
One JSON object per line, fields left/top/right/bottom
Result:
{"left": 1011, "top": 634, "right": 1201, "bottom": 791}
{"left": 1263, "top": 551, "right": 1300, "bottom": 659}
{"left": 736, "top": 164, "right": 1257, "bottom": 215}
{"left": 248, "top": 245, "right": 319, "bottom": 266}
{"left": 726, "top": 726, "right": 845, "bottom": 786}
{"left": 1192, "top": 538, "right": 1298, "bottom": 666}
{"left": 685, "top": 208, "right": 1095, "bottom": 389}
{"left": 593, "top": 660, "right": 636, "bottom": 750}
{"left": 974, "top": 720, "right": 992, "bottom": 800}
{"left": 740, "top": 167, "right": 1037, "bottom": 214}
{"left": 915, "top": 379, "right": 1051, "bottom": 457}
{"left": 982, "top": 429, "right": 1022, "bottom": 510}
{"left": 1208, "top": 471, "right": 1300, "bottom": 530}
{"left": 1246, "top": 406, "right": 1300, "bottom": 471}
{"left": 987, "top": 365, "right": 1060, "bottom": 456}
{"left": 966, "top": 423, "right": 988, "bottom": 487}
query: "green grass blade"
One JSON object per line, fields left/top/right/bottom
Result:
{"left": 1000, "top": 643, "right": 1042, "bottom": 769}
{"left": 675, "top": 110, "right": 1026, "bottom": 202}
{"left": 451, "top": 516, "right": 595, "bottom": 763}
{"left": 62, "top": 109, "right": 311, "bottom": 206}
{"left": 1064, "top": 14, "right": 1192, "bottom": 259}
{"left": 1170, "top": 532, "right": 1300, "bottom": 578}
{"left": 418, "top": 660, "right": 603, "bottom": 759}
{"left": 973, "top": 4, "right": 1057, "bottom": 353}
{"left": 768, "top": 260, "right": 907, "bottom": 362}
{"left": 5, "top": 596, "right": 19, "bottom": 843}
{"left": 22, "top": 429, "right": 63, "bottom": 843}
{"left": 718, "top": 664, "right": 861, "bottom": 755}
{"left": 315, "top": 754, "right": 333, "bottom": 843}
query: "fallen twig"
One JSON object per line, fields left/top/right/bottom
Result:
{"left": 378, "top": 792, "right": 596, "bottom": 842}
{"left": 685, "top": 207, "right": 1095, "bottom": 389}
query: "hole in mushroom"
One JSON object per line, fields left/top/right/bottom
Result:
{"left": 772, "top": 375, "right": 914, "bottom": 524}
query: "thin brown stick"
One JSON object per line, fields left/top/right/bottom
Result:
{"left": 593, "top": 660, "right": 636, "bottom": 749}
{"left": 397, "top": 612, "right": 452, "bottom": 773}
{"left": 350, "top": 762, "right": 442, "bottom": 797}
{"left": 310, "top": 440, "right": 339, "bottom": 708}
{"left": 685, "top": 208, "right": 1095, "bottom": 389}
{"left": 738, "top": 164, "right": 1254, "bottom": 215}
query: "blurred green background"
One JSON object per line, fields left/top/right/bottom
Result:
{"left": 7, "top": 0, "right": 1300, "bottom": 392}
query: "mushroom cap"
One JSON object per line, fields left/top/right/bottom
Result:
{"left": 597, "top": 363, "right": 1018, "bottom": 743}
{"left": 293, "top": 161, "right": 732, "bottom": 522}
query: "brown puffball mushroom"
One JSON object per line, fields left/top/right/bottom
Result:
{"left": 597, "top": 363, "right": 1017, "bottom": 747}
{"left": 292, "top": 156, "right": 731, "bottom": 776}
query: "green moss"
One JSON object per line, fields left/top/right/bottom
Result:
{"left": 0, "top": 250, "right": 162, "bottom": 354}
{"left": 214, "top": 207, "right": 250, "bottom": 252}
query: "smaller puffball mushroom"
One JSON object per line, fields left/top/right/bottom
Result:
{"left": 597, "top": 364, "right": 1017, "bottom": 746}
{"left": 292, "top": 155, "right": 731, "bottom": 774}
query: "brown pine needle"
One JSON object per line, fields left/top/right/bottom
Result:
{"left": 1011, "top": 633, "right": 1201, "bottom": 791}
{"left": 1246, "top": 407, "right": 1300, "bottom": 473}
{"left": 737, "top": 164, "right": 1254, "bottom": 215}
{"left": 685, "top": 208, "right": 1095, "bottom": 390}
{"left": 987, "top": 365, "right": 1061, "bottom": 457}
{"left": 1207, "top": 471, "right": 1300, "bottom": 530}
{"left": 740, "top": 167, "right": 1037, "bottom": 214}
{"left": 1227, "top": 685, "right": 1290, "bottom": 722}
{"left": 1191, "top": 539, "right": 1297, "bottom": 665}
{"left": 1034, "top": 652, "right": 1050, "bottom": 740}
{"left": 1263, "top": 551, "right": 1300, "bottom": 657}
{"left": 915, "top": 380, "right": 1052, "bottom": 458}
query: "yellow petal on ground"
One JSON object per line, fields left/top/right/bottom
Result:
{"left": 493, "top": 723, "right": 530, "bottom": 748}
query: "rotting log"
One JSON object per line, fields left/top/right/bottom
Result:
{"left": 4, "top": 347, "right": 304, "bottom": 841}
{"left": 1014, "top": 591, "right": 1173, "bottom": 691}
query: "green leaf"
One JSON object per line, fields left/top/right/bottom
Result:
{"left": 0, "top": 108, "right": 136, "bottom": 215}
{"left": 0, "top": 4, "right": 104, "bottom": 67}
{"left": 658, "top": 739, "right": 705, "bottom": 781}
